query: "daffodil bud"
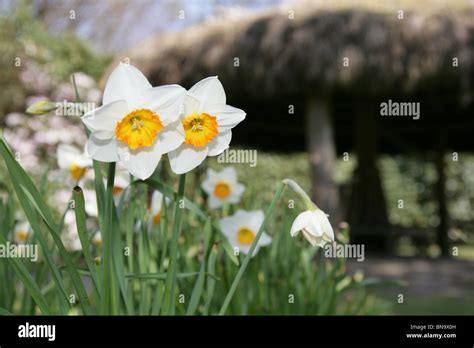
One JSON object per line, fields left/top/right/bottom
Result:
{"left": 26, "top": 100, "right": 58, "bottom": 115}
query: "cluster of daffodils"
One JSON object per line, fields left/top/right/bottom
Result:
{"left": 47, "top": 64, "right": 334, "bottom": 262}
{"left": 81, "top": 63, "right": 246, "bottom": 180}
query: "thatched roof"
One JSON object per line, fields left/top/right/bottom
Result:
{"left": 123, "top": 3, "right": 473, "bottom": 97}
{"left": 111, "top": 2, "right": 474, "bottom": 153}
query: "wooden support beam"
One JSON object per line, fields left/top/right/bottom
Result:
{"left": 435, "top": 147, "right": 450, "bottom": 257}
{"left": 305, "top": 98, "right": 340, "bottom": 222}
{"left": 349, "top": 103, "right": 389, "bottom": 253}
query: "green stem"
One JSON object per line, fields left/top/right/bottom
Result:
{"left": 100, "top": 162, "right": 116, "bottom": 314}
{"left": 218, "top": 181, "right": 286, "bottom": 315}
{"left": 162, "top": 174, "right": 186, "bottom": 315}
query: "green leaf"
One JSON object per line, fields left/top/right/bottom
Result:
{"left": 0, "top": 307, "right": 12, "bottom": 315}
{"left": 73, "top": 187, "right": 101, "bottom": 299}
{"left": 186, "top": 218, "right": 213, "bottom": 315}
{"left": 0, "top": 234, "right": 51, "bottom": 314}
{"left": 21, "top": 186, "right": 92, "bottom": 314}
{"left": 204, "top": 246, "right": 218, "bottom": 315}
{"left": 126, "top": 272, "right": 200, "bottom": 280}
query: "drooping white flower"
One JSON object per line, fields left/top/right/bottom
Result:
{"left": 219, "top": 209, "right": 271, "bottom": 257}
{"left": 14, "top": 221, "right": 31, "bottom": 244}
{"left": 57, "top": 144, "right": 92, "bottom": 181}
{"left": 82, "top": 63, "right": 186, "bottom": 180}
{"left": 149, "top": 190, "right": 170, "bottom": 225}
{"left": 92, "top": 231, "right": 102, "bottom": 248}
{"left": 201, "top": 166, "right": 245, "bottom": 209}
{"left": 168, "top": 76, "right": 246, "bottom": 174}
{"left": 290, "top": 209, "right": 335, "bottom": 248}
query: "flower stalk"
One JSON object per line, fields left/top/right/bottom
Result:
{"left": 100, "top": 162, "right": 116, "bottom": 314}
{"left": 218, "top": 181, "right": 287, "bottom": 315}
{"left": 161, "top": 173, "right": 187, "bottom": 315}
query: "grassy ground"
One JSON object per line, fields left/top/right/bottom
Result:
{"left": 381, "top": 293, "right": 474, "bottom": 315}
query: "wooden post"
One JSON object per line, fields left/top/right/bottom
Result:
{"left": 305, "top": 98, "right": 340, "bottom": 222}
{"left": 435, "top": 147, "right": 449, "bottom": 257}
{"left": 349, "top": 102, "right": 389, "bottom": 252}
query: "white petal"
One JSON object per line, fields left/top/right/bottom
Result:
{"left": 208, "top": 196, "right": 223, "bottom": 209}
{"left": 315, "top": 210, "right": 335, "bottom": 241}
{"left": 82, "top": 100, "right": 128, "bottom": 133}
{"left": 57, "top": 144, "right": 80, "bottom": 169}
{"left": 189, "top": 76, "right": 226, "bottom": 109}
{"left": 206, "top": 168, "right": 218, "bottom": 181}
{"left": 201, "top": 178, "right": 214, "bottom": 195}
{"left": 247, "top": 210, "right": 265, "bottom": 232}
{"left": 206, "top": 104, "right": 246, "bottom": 132}
{"left": 151, "top": 190, "right": 163, "bottom": 214}
{"left": 301, "top": 230, "right": 327, "bottom": 247}
{"left": 168, "top": 144, "right": 209, "bottom": 174}
{"left": 208, "top": 130, "right": 232, "bottom": 156}
{"left": 155, "top": 121, "right": 185, "bottom": 154}
{"left": 118, "top": 142, "right": 162, "bottom": 180}
{"left": 102, "top": 63, "right": 152, "bottom": 108}
{"left": 307, "top": 212, "right": 324, "bottom": 237}
{"left": 227, "top": 194, "right": 241, "bottom": 204}
{"left": 219, "top": 215, "right": 239, "bottom": 237}
{"left": 183, "top": 92, "right": 201, "bottom": 115}
{"left": 290, "top": 211, "right": 312, "bottom": 237}
{"left": 258, "top": 232, "right": 272, "bottom": 246}
{"left": 86, "top": 135, "right": 119, "bottom": 162}
{"left": 93, "top": 130, "right": 115, "bottom": 140}
{"left": 219, "top": 166, "right": 238, "bottom": 182}
{"left": 141, "top": 85, "right": 185, "bottom": 125}
{"left": 232, "top": 183, "right": 245, "bottom": 197}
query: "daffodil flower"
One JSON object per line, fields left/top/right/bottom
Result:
{"left": 201, "top": 166, "right": 245, "bottom": 209}
{"left": 14, "top": 221, "right": 31, "bottom": 244}
{"left": 149, "top": 190, "right": 170, "bottom": 225}
{"left": 168, "top": 76, "right": 246, "bottom": 174}
{"left": 283, "top": 178, "right": 335, "bottom": 248}
{"left": 57, "top": 144, "right": 92, "bottom": 181}
{"left": 219, "top": 210, "right": 272, "bottom": 257}
{"left": 82, "top": 63, "right": 185, "bottom": 180}
{"left": 290, "top": 209, "right": 335, "bottom": 247}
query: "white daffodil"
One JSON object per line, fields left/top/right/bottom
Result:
{"left": 290, "top": 209, "right": 335, "bottom": 248}
{"left": 82, "top": 63, "right": 186, "bottom": 180}
{"left": 14, "top": 221, "right": 31, "bottom": 244}
{"left": 149, "top": 190, "right": 170, "bottom": 225}
{"left": 201, "top": 166, "right": 245, "bottom": 209}
{"left": 168, "top": 76, "right": 246, "bottom": 174}
{"left": 219, "top": 209, "right": 271, "bottom": 257}
{"left": 92, "top": 231, "right": 102, "bottom": 248}
{"left": 57, "top": 144, "right": 92, "bottom": 182}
